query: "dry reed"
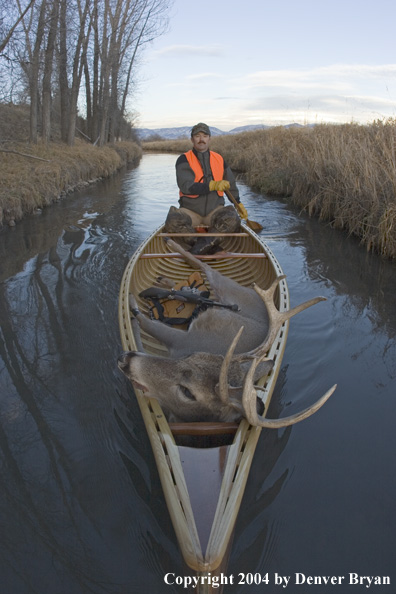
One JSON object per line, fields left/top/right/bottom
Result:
{"left": 0, "top": 139, "right": 142, "bottom": 226}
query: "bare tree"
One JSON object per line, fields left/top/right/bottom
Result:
{"left": 0, "top": 0, "right": 37, "bottom": 104}
{"left": 5, "top": 0, "right": 172, "bottom": 145}
{"left": 16, "top": 0, "right": 49, "bottom": 143}
{"left": 0, "top": 0, "right": 36, "bottom": 54}
{"left": 85, "top": 0, "right": 171, "bottom": 146}
{"left": 117, "top": 0, "right": 169, "bottom": 139}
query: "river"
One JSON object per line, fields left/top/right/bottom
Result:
{"left": 0, "top": 153, "right": 395, "bottom": 593}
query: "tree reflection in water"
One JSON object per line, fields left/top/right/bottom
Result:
{"left": 0, "top": 164, "right": 181, "bottom": 593}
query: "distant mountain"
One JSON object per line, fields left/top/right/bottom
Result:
{"left": 136, "top": 126, "right": 224, "bottom": 140}
{"left": 136, "top": 123, "right": 275, "bottom": 141}
{"left": 228, "top": 124, "right": 270, "bottom": 134}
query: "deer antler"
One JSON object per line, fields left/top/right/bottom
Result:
{"left": 236, "top": 276, "right": 326, "bottom": 362}
{"left": 217, "top": 326, "right": 245, "bottom": 404}
{"left": 241, "top": 354, "right": 337, "bottom": 427}
{"left": 217, "top": 275, "right": 336, "bottom": 426}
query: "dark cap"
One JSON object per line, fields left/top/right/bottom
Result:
{"left": 191, "top": 122, "right": 211, "bottom": 137}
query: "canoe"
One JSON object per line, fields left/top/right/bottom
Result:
{"left": 118, "top": 224, "right": 290, "bottom": 590}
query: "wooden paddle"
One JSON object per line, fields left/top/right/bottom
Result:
{"left": 224, "top": 189, "right": 263, "bottom": 231}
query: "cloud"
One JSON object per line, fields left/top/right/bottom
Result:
{"left": 245, "top": 94, "right": 351, "bottom": 112}
{"left": 236, "top": 92, "right": 396, "bottom": 125}
{"left": 233, "top": 64, "right": 396, "bottom": 94}
{"left": 186, "top": 72, "right": 225, "bottom": 81}
{"left": 214, "top": 96, "right": 240, "bottom": 101}
{"left": 240, "top": 71, "right": 352, "bottom": 92}
{"left": 316, "top": 64, "right": 396, "bottom": 78}
{"left": 150, "top": 44, "right": 223, "bottom": 58}
{"left": 138, "top": 61, "right": 396, "bottom": 129}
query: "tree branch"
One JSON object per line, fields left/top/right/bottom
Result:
{"left": 0, "top": 148, "right": 51, "bottom": 161}
{"left": 0, "top": 0, "right": 36, "bottom": 54}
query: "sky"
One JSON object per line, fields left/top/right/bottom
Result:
{"left": 131, "top": 0, "right": 396, "bottom": 131}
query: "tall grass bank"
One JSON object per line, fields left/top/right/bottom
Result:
{"left": 144, "top": 121, "right": 396, "bottom": 260}
{"left": 0, "top": 140, "right": 142, "bottom": 227}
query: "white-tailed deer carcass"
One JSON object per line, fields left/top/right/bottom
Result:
{"left": 118, "top": 239, "right": 336, "bottom": 427}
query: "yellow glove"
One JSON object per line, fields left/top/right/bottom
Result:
{"left": 237, "top": 202, "right": 248, "bottom": 220}
{"left": 209, "top": 180, "right": 231, "bottom": 192}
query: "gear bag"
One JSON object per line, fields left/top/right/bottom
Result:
{"left": 139, "top": 272, "right": 210, "bottom": 328}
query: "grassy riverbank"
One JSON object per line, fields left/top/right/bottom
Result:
{"left": 143, "top": 120, "right": 396, "bottom": 259}
{"left": 0, "top": 104, "right": 142, "bottom": 227}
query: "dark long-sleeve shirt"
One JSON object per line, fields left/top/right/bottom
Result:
{"left": 176, "top": 148, "right": 240, "bottom": 217}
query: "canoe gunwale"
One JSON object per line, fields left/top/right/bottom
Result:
{"left": 118, "top": 223, "right": 290, "bottom": 573}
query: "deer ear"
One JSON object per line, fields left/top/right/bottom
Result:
{"left": 228, "top": 397, "right": 244, "bottom": 414}
{"left": 243, "top": 358, "right": 274, "bottom": 381}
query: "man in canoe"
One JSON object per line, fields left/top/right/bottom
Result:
{"left": 164, "top": 122, "right": 249, "bottom": 254}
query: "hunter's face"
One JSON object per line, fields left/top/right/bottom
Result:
{"left": 191, "top": 132, "right": 210, "bottom": 153}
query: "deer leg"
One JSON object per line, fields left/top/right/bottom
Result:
{"left": 164, "top": 238, "right": 249, "bottom": 304}
{"left": 129, "top": 293, "right": 185, "bottom": 351}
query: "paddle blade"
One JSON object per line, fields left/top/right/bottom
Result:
{"left": 224, "top": 188, "right": 263, "bottom": 231}
{"left": 246, "top": 219, "right": 263, "bottom": 231}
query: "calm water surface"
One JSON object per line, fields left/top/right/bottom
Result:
{"left": 0, "top": 153, "right": 395, "bottom": 593}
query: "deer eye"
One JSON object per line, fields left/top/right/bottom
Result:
{"left": 179, "top": 385, "right": 196, "bottom": 401}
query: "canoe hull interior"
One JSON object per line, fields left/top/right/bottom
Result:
{"left": 118, "top": 225, "right": 290, "bottom": 577}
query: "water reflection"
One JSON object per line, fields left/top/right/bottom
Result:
{"left": 0, "top": 159, "right": 183, "bottom": 593}
{"left": 0, "top": 154, "right": 395, "bottom": 593}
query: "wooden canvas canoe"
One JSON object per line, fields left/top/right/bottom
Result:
{"left": 118, "top": 224, "right": 290, "bottom": 589}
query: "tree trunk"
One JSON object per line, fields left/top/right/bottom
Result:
{"left": 66, "top": 0, "right": 91, "bottom": 146}
{"left": 97, "top": 0, "right": 111, "bottom": 146}
{"left": 90, "top": 0, "right": 100, "bottom": 143}
{"left": 83, "top": 54, "right": 92, "bottom": 140}
{"left": 58, "top": 0, "right": 69, "bottom": 142}
{"left": 42, "top": 0, "right": 59, "bottom": 144}
{"left": 29, "top": 0, "right": 48, "bottom": 143}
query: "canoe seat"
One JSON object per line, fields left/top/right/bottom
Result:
{"left": 169, "top": 422, "right": 239, "bottom": 436}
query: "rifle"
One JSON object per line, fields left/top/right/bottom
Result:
{"left": 139, "top": 286, "right": 240, "bottom": 312}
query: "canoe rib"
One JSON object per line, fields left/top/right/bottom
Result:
{"left": 118, "top": 224, "right": 290, "bottom": 573}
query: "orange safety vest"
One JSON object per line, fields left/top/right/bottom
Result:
{"left": 180, "top": 150, "right": 225, "bottom": 198}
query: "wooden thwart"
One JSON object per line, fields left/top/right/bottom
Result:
{"left": 158, "top": 232, "right": 250, "bottom": 237}
{"left": 170, "top": 422, "right": 239, "bottom": 436}
{"left": 140, "top": 252, "right": 268, "bottom": 259}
